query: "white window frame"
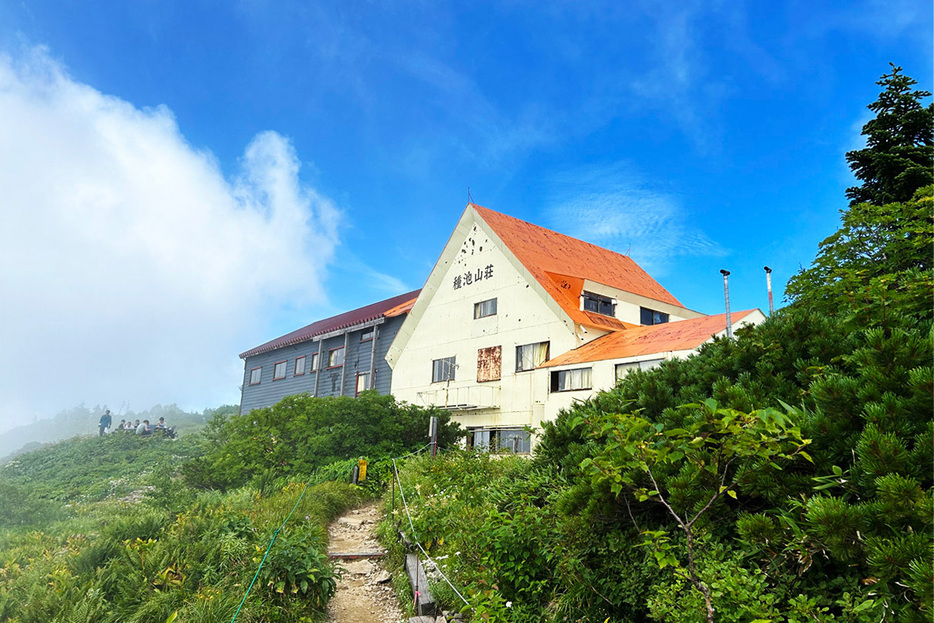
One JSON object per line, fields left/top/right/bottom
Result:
{"left": 516, "top": 341, "right": 550, "bottom": 372}
{"left": 432, "top": 356, "right": 456, "bottom": 383}
{"left": 468, "top": 427, "right": 531, "bottom": 454}
{"left": 582, "top": 292, "right": 615, "bottom": 317}
{"left": 273, "top": 360, "right": 287, "bottom": 380}
{"left": 640, "top": 307, "right": 670, "bottom": 325}
{"left": 474, "top": 298, "right": 497, "bottom": 319}
{"left": 550, "top": 367, "right": 593, "bottom": 392}
{"left": 356, "top": 372, "right": 371, "bottom": 396}
{"left": 616, "top": 359, "right": 664, "bottom": 380}
{"left": 328, "top": 347, "right": 345, "bottom": 368}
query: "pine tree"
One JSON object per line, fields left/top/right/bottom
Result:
{"left": 846, "top": 64, "right": 933, "bottom": 207}
{"left": 786, "top": 65, "right": 933, "bottom": 322}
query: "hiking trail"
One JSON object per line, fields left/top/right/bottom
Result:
{"left": 326, "top": 503, "right": 405, "bottom": 623}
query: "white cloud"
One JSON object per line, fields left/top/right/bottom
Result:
{"left": 545, "top": 165, "right": 725, "bottom": 276}
{"left": 0, "top": 47, "right": 340, "bottom": 431}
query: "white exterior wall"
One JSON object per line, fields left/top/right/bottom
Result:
{"left": 391, "top": 223, "right": 581, "bottom": 433}
{"left": 580, "top": 279, "right": 705, "bottom": 324}
{"left": 538, "top": 349, "right": 696, "bottom": 423}
{"left": 388, "top": 206, "right": 766, "bottom": 448}
{"left": 538, "top": 309, "right": 768, "bottom": 424}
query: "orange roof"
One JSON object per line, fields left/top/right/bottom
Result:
{"left": 472, "top": 205, "right": 685, "bottom": 329}
{"left": 383, "top": 296, "right": 419, "bottom": 318}
{"left": 540, "top": 310, "right": 758, "bottom": 368}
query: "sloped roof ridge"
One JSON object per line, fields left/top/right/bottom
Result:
{"left": 475, "top": 208, "right": 635, "bottom": 278}
{"left": 470, "top": 203, "right": 684, "bottom": 309}
{"left": 240, "top": 289, "right": 421, "bottom": 359}
{"left": 540, "top": 309, "right": 758, "bottom": 368}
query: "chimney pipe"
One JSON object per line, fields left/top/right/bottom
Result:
{"left": 764, "top": 266, "right": 774, "bottom": 315}
{"left": 720, "top": 269, "right": 732, "bottom": 338}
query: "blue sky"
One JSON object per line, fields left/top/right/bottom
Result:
{"left": 0, "top": 0, "right": 931, "bottom": 429}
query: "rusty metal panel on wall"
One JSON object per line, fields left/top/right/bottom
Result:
{"left": 477, "top": 345, "right": 502, "bottom": 382}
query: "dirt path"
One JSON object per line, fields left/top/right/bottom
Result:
{"left": 326, "top": 503, "right": 406, "bottom": 623}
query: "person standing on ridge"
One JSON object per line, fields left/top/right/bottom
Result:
{"left": 99, "top": 410, "right": 112, "bottom": 436}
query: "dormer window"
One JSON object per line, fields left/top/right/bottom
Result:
{"left": 582, "top": 292, "right": 615, "bottom": 317}
{"left": 640, "top": 307, "right": 669, "bottom": 325}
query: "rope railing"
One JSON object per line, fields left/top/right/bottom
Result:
{"left": 229, "top": 482, "right": 308, "bottom": 623}
{"left": 229, "top": 441, "right": 471, "bottom": 621}
{"left": 391, "top": 456, "right": 474, "bottom": 612}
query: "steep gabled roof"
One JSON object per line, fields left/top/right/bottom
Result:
{"left": 540, "top": 310, "right": 761, "bottom": 368}
{"left": 472, "top": 204, "right": 685, "bottom": 329}
{"left": 240, "top": 290, "right": 421, "bottom": 359}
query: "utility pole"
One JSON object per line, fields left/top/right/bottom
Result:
{"left": 429, "top": 416, "right": 438, "bottom": 457}
{"left": 720, "top": 269, "right": 732, "bottom": 339}
{"left": 764, "top": 266, "right": 774, "bottom": 315}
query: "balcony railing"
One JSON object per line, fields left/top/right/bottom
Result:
{"left": 416, "top": 384, "right": 501, "bottom": 411}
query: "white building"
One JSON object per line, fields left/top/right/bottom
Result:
{"left": 387, "top": 204, "right": 764, "bottom": 452}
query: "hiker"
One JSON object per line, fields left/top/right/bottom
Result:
{"left": 117, "top": 419, "right": 126, "bottom": 432}
{"left": 99, "top": 410, "right": 112, "bottom": 437}
{"left": 136, "top": 420, "right": 151, "bottom": 436}
{"left": 153, "top": 417, "right": 175, "bottom": 438}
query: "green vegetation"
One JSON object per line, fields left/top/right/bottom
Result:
{"left": 0, "top": 403, "right": 229, "bottom": 462}
{"left": 2, "top": 65, "right": 929, "bottom": 623}
{"left": 0, "top": 393, "right": 462, "bottom": 621}
{"left": 1, "top": 434, "right": 203, "bottom": 510}
{"left": 0, "top": 432, "right": 366, "bottom": 622}
{"left": 182, "top": 391, "right": 462, "bottom": 490}
{"left": 378, "top": 66, "right": 933, "bottom": 622}
{"left": 843, "top": 64, "right": 933, "bottom": 207}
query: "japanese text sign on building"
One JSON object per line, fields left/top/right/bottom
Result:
{"left": 453, "top": 264, "right": 493, "bottom": 289}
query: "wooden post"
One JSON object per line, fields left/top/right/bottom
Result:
{"left": 405, "top": 553, "right": 436, "bottom": 615}
{"left": 368, "top": 325, "right": 378, "bottom": 389}
{"left": 338, "top": 332, "right": 350, "bottom": 396}
{"left": 312, "top": 339, "right": 321, "bottom": 397}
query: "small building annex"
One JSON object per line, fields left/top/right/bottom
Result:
{"left": 238, "top": 290, "right": 419, "bottom": 414}
{"left": 386, "top": 204, "right": 765, "bottom": 452}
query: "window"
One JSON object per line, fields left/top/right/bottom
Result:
{"left": 474, "top": 298, "right": 497, "bottom": 319}
{"left": 550, "top": 367, "right": 593, "bottom": 392}
{"left": 477, "top": 346, "right": 502, "bottom": 382}
{"left": 356, "top": 372, "right": 371, "bottom": 396}
{"left": 467, "top": 428, "right": 531, "bottom": 454}
{"left": 361, "top": 329, "right": 375, "bottom": 341}
{"left": 582, "top": 292, "right": 615, "bottom": 317}
{"left": 432, "top": 356, "right": 456, "bottom": 382}
{"left": 640, "top": 307, "right": 669, "bottom": 325}
{"left": 249, "top": 367, "right": 262, "bottom": 385}
{"left": 273, "top": 361, "right": 287, "bottom": 380}
{"left": 615, "top": 358, "right": 664, "bottom": 381}
{"left": 309, "top": 353, "right": 318, "bottom": 371}
{"left": 294, "top": 356, "right": 306, "bottom": 376}
{"left": 328, "top": 347, "right": 345, "bottom": 368}
{"left": 516, "top": 341, "right": 550, "bottom": 372}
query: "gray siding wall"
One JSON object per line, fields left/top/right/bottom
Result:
{"left": 374, "top": 315, "right": 404, "bottom": 394}
{"left": 238, "top": 315, "right": 407, "bottom": 415}
{"left": 239, "top": 341, "right": 320, "bottom": 414}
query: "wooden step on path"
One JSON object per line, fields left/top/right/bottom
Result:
{"left": 327, "top": 551, "right": 386, "bottom": 560}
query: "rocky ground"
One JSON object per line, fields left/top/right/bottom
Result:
{"left": 326, "top": 503, "right": 407, "bottom": 623}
